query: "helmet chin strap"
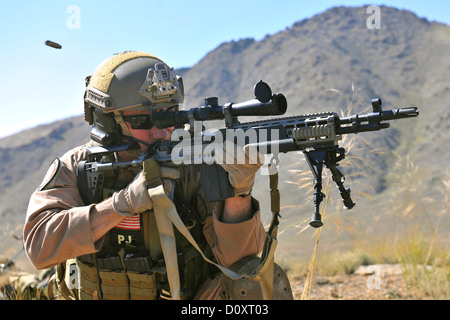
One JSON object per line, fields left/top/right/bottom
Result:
{"left": 122, "top": 135, "right": 153, "bottom": 149}
{"left": 116, "top": 135, "right": 154, "bottom": 161}
{"left": 113, "top": 110, "right": 133, "bottom": 137}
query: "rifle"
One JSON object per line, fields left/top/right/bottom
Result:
{"left": 78, "top": 81, "right": 419, "bottom": 228}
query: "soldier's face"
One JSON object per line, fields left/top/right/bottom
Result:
{"left": 122, "top": 109, "right": 173, "bottom": 151}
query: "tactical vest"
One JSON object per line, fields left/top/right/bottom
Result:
{"left": 72, "top": 164, "right": 217, "bottom": 300}
{"left": 51, "top": 145, "right": 292, "bottom": 300}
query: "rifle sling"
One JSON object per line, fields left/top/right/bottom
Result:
{"left": 143, "top": 158, "right": 278, "bottom": 300}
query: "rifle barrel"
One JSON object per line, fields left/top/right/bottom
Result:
{"left": 336, "top": 107, "right": 419, "bottom": 134}
{"left": 338, "top": 107, "right": 419, "bottom": 125}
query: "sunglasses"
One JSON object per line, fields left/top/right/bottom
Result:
{"left": 122, "top": 106, "right": 178, "bottom": 130}
{"left": 122, "top": 114, "right": 154, "bottom": 130}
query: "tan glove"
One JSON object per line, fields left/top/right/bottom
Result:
{"left": 111, "top": 166, "right": 180, "bottom": 216}
{"left": 219, "top": 141, "right": 264, "bottom": 196}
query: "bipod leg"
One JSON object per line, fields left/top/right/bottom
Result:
{"left": 327, "top": 165, "right": 355, "bottom": 210}
{"left": 304, "top": 151, "right": 326, "bottom": 228}
{"left": 322, "top": 147, "right": 355, "bottom": 210}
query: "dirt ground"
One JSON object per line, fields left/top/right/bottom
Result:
{"left": 290, "top": 264, "right": 420, "bottom": 300}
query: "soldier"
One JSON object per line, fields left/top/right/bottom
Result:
{"left": 22, "top": 51, "right": 291, "bottom": 300}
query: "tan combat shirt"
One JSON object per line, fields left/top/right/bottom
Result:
{"left": 23, "top": 144, "right": 266, "bottom": 270}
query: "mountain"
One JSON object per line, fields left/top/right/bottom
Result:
{"left": 1, "top": 6, "right": 449, "bottom": 270}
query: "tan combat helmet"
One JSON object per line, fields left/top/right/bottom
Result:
{"left": 84, "top": 51, "right": 184, "bottom": 145}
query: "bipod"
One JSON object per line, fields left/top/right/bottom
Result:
{"left": 304, "top": 146, "right": 355, "bottom": 228}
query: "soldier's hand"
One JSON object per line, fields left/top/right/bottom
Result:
{"left": 111, "top": 167, "right": 180, "bottom": 216}
{"left": 219, "top": 141, "right": 264, "bottom": 196}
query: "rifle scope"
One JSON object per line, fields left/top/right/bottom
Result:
{"left": 152, "top": 81, "right": 287, "bottom": 129}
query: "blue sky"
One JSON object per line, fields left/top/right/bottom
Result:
{"left": 0, "top": 0, "right": 448, "bottom": 138}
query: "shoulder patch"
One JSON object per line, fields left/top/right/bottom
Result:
{"left": 38, "top": 158, "right": 61, "bottom": 191}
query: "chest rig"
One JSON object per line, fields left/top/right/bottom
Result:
{"left": 73, "top": 143, "right": 214, "bottom": 300}
{"left": 57, "top": 142, "right": 287, "bottom": 301}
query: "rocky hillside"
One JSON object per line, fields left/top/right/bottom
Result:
{"left": 1, "top": 6, "right": 449, "bottom": 270}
